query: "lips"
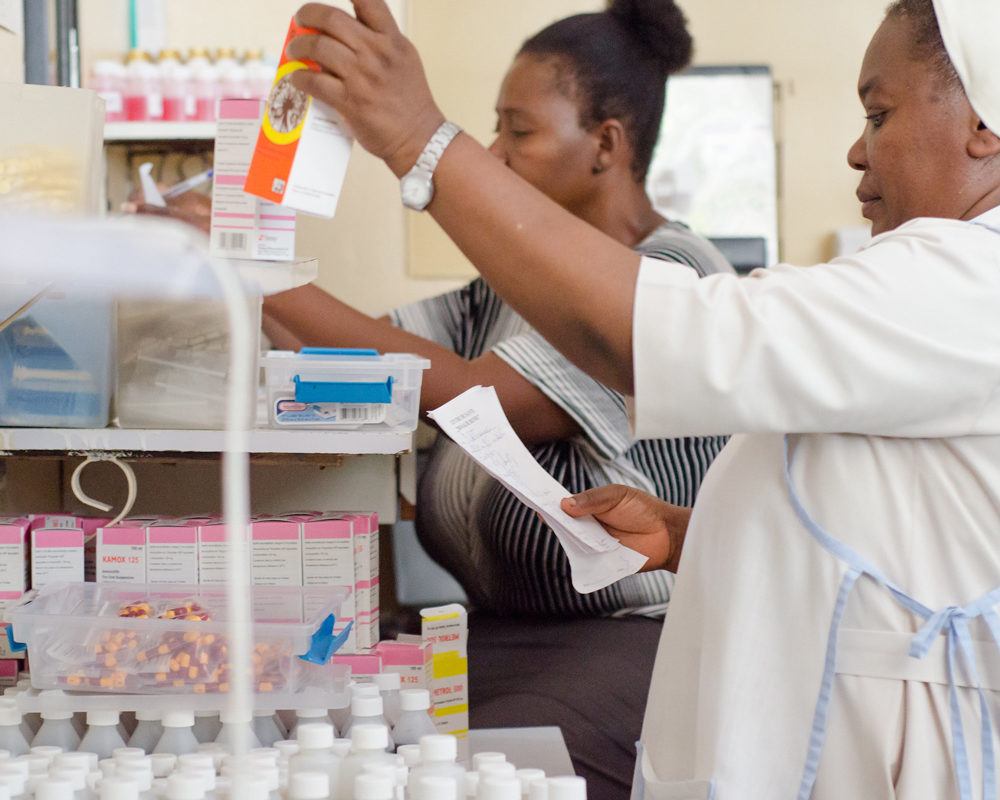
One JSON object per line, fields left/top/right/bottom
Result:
{"left": 856, "top": 187, "right": 882, "bottom": 218}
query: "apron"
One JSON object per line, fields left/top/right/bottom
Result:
{"left": 631, "top": 432, "right": 1000, "bottom": 800}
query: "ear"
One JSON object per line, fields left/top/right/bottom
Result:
{"left": 968, "top": 117, "right": 1000, "bottom": 159}
{"left": 592, "top": 119, "right": 628, "bottom": 174}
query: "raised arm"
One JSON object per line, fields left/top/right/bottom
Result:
{"left": 288, "top": 2, "right": 640, "bottom": 395}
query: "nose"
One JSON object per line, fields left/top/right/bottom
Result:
{"left": 847, "top": 133, "right": 867, "bottom": 172}
{"left": 487, "top": 136, "right": 507, "bottom": 163}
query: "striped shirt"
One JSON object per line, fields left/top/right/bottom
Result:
{"left": 391, "top": 221, "right": 733, "bottom": 617}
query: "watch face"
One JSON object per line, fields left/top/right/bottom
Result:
{"left": 402, "top": 169, "right": 434, "bottom": 209}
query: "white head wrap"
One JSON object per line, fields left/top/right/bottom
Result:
{"left": 933, "top": 0, "right": 1000, "bottom": 133}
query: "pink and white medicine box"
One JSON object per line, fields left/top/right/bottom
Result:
{"left": 0, "top": 518, "right": 30, "bottom": 613}
{"left": 251, "top": 518, "right": 303, "bottom": 586}
{"left": 331, "top": 653, "right": 383, "bottom": 677}
{"left": 96, "top": 518, "right": 151, "bottom": 584}
{"left": 197, "top": 520, "right": 229, "bottom": 585}
{"left": 375, "top": 640, "right": 429, "bottom": 689}
{"left": 341, "top": 511, "right": 379, "bottom": 650}
{"left": 146, "top": 519, "right": 199, "bottom": 584}
{"left": 30, "top": 515, "right": 108, "bottom": 588}
{"left": 301, "top": 514, "right": 356, "bottom": 652}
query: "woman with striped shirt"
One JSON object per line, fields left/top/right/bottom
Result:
{"left": 263, "top": 1, "right": 730, "bottom": 795}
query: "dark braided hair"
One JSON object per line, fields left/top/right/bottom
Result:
{"left": 885, "top": 0, "right": 961, "bottom": 89}
{"left": 519, "top": 0, "right": 694, "bottom": 182}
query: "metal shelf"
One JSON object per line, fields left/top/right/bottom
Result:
{"left": 104, "top": 122, "right": 216, "bottom": 142}
{"left": 0, "top": 427, "right": 413, "bottom": 456}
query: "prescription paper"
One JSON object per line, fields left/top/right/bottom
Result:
{"left": 428, "top": 386, "right": 648, "bottom": 593}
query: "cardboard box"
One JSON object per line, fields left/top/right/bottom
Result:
{"left": 197, "top": 520, "right": 229, "bottom": 585}
{"left": 421, "top": 603, "right": 469, "bottom": 758}
{"left": 0, "top": 659, "right": 19, "bottom": 687}
{"left": 301, "top": 515, "right": 356, "bottom": 652}
{"left": 0, "top": 517, "right": 30, "bottom": 614}
{"left": 146, "top": 519, "right": 199, "bottom": 584}
{"left": 96, "top": 517, "right": 152, "bottom": 584}
{"left": 251, "top": 518, "right": 303, "bottom": 586}
{"left": 375, "top": 640, "right": 428, "bottom": 690}
{"left": 243, "top": 18, "right": 353, "bottom": 218}
{"left": 342, "top": 512, "right": 379, "bottom": 650}
{"left": 29, "top": 516, "right": 107, "bottom": 588}
{"left": 211, "top": 97, "right": 296, "bottom": 261}
{"left": 331, "top": 653, "right": 382, "bottom": 677}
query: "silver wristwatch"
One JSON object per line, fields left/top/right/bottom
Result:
{"left": 400, "top": 121, "right": 462, "bottom": 211}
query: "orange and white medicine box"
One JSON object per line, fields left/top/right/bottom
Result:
{"left": 244, "top": 18, "right": 353, "bottom": 219}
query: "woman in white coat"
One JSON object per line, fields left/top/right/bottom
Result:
{"left": 285, "top": 0, "right": 1000, "bottom": 797}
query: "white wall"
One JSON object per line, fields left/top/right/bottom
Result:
{"left": 0, "top": 0, "right": 23, "bottom": 84}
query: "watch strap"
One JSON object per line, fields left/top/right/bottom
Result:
{"left": 414, "top": 121, "right": 463, "bottom": 177}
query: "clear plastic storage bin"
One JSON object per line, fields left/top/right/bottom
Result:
{"left": 116, "top": 298, "right": 262, "bottom": 430}
{"left": 0, "top": 290, "right": 114, "bottom": 428}
{"left": 8, "top": 582, "right": 351, "bottom": 695}
{"left": 263, "top": 349, "right": 431, "bottom": 432}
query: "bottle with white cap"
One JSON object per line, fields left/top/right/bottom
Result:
{"left": 3, "top": 689, "right": 32, "bottom": 742}
{"left": 150, "top": 753, "right": 177, "bottom": 779}
{"left": 48, "top": 767, "right": 90, "bottom": 800}
{"left": 113, "top": 749, "right": 146, "bottom": 764}
{"left": 288, "top": 724, "right": 340, "bottom": 791}
{"left": 191, "top": 715, "right": 221, "bottom": 747}
{"left": 477, "top": 777, "right": 522, "bottom": 800}
{"left": 515, "top": 771, "right": 545, "bottom": 798}
{"left": 290, "top": 711, "right": 333, "bottom": 740}
{"left": 214, "top": 710, "right": 262, "bottom": 752}
{"left": 545, "top": 778, "right": 585, "bottom": 800}
{"left": 477, "top": 764, "right": 516, "bottom": 784}
{"left": 406, "top": 736, "right": 464, "bottom": 799}
{"left": 415, "top": 775, "right": 458, "bottom": 800}
{"left": 395, "top": 745, "right": 420, "bottom": 769}
{"left": 389, "top": 691, "right": 436, "bottom": 749}
{"left": 195, "top": 745, "right": 227, "bottom": 774}
{"left": 153, "top": 713, "right": 199, "bottom": 757}
{"left": 285, "top": 771, "right": 327, "bottom": 800}
{"left": 371, "top": 675, "right": 401, "bottom": 729}
{"left": 463, "top": 773, "right": 479, "bottom": 799}
{"left": 0, "top": 765, "right": 28, "bottom": 800}
{"left": 526, "top": 780, "right": 547, "bottom": 800}
{"left": 333, "top": 726, "right": 395, "bottom": 800}
{"left": 272, "top": 741, "right": 299, "bottom": 763}
{"left": 79, "top": 711, "right": 127, "bottom": 760}
{"left": 36, "top": 778, "right": 76, "bottom": 800}
{"left": 472, "top": 755, "right": 505, "bottom": 773}
{"left": 128, "top": 712, "right": 163, "bottom": 755}
{"left": 33, "top": 709, "right": 81, "bottom": 751}
{"left": 178, "top": 767, "right": 215, "bottom": 800}
{"left": 339, "top": 686, "right": 377, "bottom": 735}
{"left": 353, "top": 773, "right": 394, "bottom": 800}
{"left": 114, "top": 762, "right": 155, "bottom": 800}
{"left": 0, "top": 701, "right": 30, "bottom": 756}
{"left": 340, "top": 698, "right": 393, "bottom": 751}
{"left": 99, "top": 777, "right": 139, "bottom": 800}
{"left": 32, "top": 745, "right": 64, "bottom": 763}
{"left": 165, "top": 773, "right": 205, "bottom": 800}
{"left": 248, "top": 763, "right": 280, "bottom": 800}
{"left": 327, "top": 698, "right": 350, "bottom": 737}
{"left": 251, "top": 713, "right": 283, "bottom": 749}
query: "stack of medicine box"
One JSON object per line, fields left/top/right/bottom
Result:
{"left": 95, "top": 510, "right": 379, "bottom": 653}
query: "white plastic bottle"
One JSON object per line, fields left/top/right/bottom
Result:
{"left": 390, "top": 691, "right": 435, "bottom": 749}
{"left": 340, "top": 698, "right": 393, "bottom": 751}
{"left": 516, "top": 771, "right": 545, "bottom": 798}
{"left": 477, "top": 764, "right": 516, "bottom": 784}
{"left": 286, "top": 772, "right": 327, "bottom": 800}
{"left": 478, "top": 778, "right": 520, "bottom": 800}
{"left": 526, "top": 780, "right": 547, "bottom": 800}
{"left": 33, "top": 710, "right": 81, "bottom": 751}
{"left": 191, "top": 715, "right": 221, "bottom": 746}
{"left": 414, "top": 775, "right": 458, "bottom": 800}
{"left": 89, "top": 60, "right": 127, "bottom": 122}
{"left": 395, "top": 745, "right": 420, "bottom": 769}
{"left": 251, "top": 713, "right": 283, "bottom": 749}
{"left": 371, "top": 675, "right": 401, "bottom": 728}
{"left": 546, "top": 778, "right": 585, "bottom": 800}
{"left": 157, "top": 50, "right": 188, "bottom": 122}
{"left": 36, "top": 778, "right": 76, "bottom": 800}
{"left": 165, "top": 774, "right": 204, "bottom": 800}
{"left": 242, "top": 51, "right": 273, "bottom": 100}
{"left": 407, "top": 737, "right": 464, "bottom": 799}
{"left": 0, "top": 768, "right": 27, "bottom": 800}
{"left": 291, "top": 711, "right": 332, "bottom": 740}
{"left": 127, "top": 712, "right": 162, "bottom": 756}
{"left": 327, "top": 700, "right": 350, "bottom": 736}
{"left": 79, "top": 712, "right": 127, "bottom": 760}
{"left": 115, "top": 761, "right": 155, "bottom": 800}
{"left": 0, "top": 701, "right": 30, "bottom": 756}
{"left": 472, "top": 755, "right": 505, "bottom": 773}
{"left": 178, "top": 767, "right": 215, "bottom": 800}
{"left": 3, "top": 689, "right": 32, "bottom": 743}
{"left": 153, "top": 713, "right": 199, "bottom": 757}
{"left": 463, "top": 773, "right": 479, "bottom": 799}
{"left": 353, "top": 774, "right": 393, "bottom": 800}
{"left": 333, "top": 727, "right": 395, "bottom": 800}
{"left": 99, "top": 777, "right": 139, "bottom": 800}
{"left": 288, "top": 723, "right": 338, "bottom": 790}
{"left": 48, "top": 768, "right": 89, "bottom": 800}
{"left": 214, "top": 711, "right": 261, "bottom": 752}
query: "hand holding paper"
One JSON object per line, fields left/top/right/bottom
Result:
{"left": 428, "top": 386, "right": 648, "bottom": 593}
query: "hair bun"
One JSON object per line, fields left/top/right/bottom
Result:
{"left": 607, "top": 0, "right": 693, "bottom": 75}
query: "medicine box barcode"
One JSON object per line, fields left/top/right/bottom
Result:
{"left": 263, "top": 349, "right": 430, "bottom": 433}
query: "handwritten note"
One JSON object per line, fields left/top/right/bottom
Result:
{"left": 428, "top": 386, "right": 648, "bottom": 593}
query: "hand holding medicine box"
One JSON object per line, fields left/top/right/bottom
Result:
{"left": 244, "top": 18, "right": 354, "bottom": 219}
